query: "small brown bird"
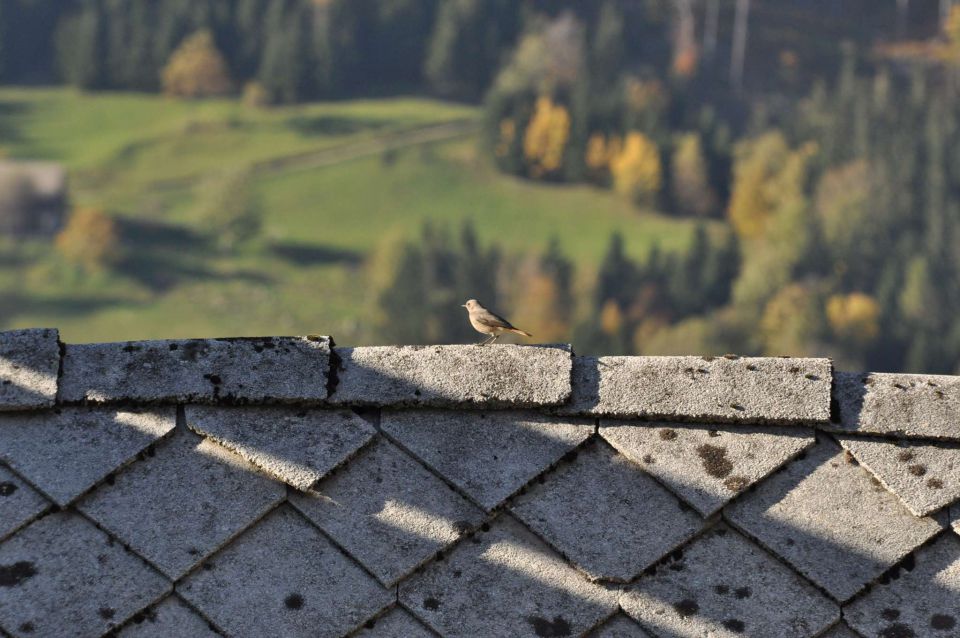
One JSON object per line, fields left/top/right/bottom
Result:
{"left": 462, "top": 299, "right": 532, "bottom": 346}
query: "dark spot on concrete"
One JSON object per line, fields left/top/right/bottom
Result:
{"left": 561, "top": 449, "right": 578, "bottom": 463}
{"left": 715, "top": 527, "right": 727, "bottom": 536}
{"left": 879, "top": 623, "right": 915, "bottom": 638}
{"left": 697, "top": 444, "right": 733, "bottom": 478}
{"left": 901, "top": 553, "right": 916, "bottom": 571}
{"left": 714, "top": 584, "right": 729, "bottom": 595}
{"left": 18, "top": 622, "right": 34, "bottom": 633}
{"left": 1, "top": 380, "right": 9, "bottom": 385}
{"left": 723, "top": 354, "right": 739, "bottom": 359}
{"left": 122, "top": 344, "right": 141, "bottom": 353}
{"left": 908, "top": 464, "right": 926, "bottom": 476}
{"left": 703, "top": 356, "right": 716, "bottom": 362}
{"left": 733, "top": 586, "right": 751, "bottom": 599}
{"left": 671, "top": 548, "right": 684, "bottom": 561}
{"left": 0, "top": 482, "right": 18, "bottom": 496}
{"left": 453, "top": 569, "right": 462, "bottom": 578}
{"left": 746, "top": 364, "right": 758, "bottom": 371}
{"left": 789, "top": 366, "right": 800, "bottom": 373}
{"left": 98, "top": 607, "right": 115, "bottom": 620}
{"left": 785, "top": 538, "right": 795, "bottom": 546}
{"left": 722, "top": 619, "right": 746, "bottom": 633}
{"left": 168, "top": 343, "right": 179, "bottom": 350}
{"left": 935, "top": 390, "right": 945, "bottom": 399}
{"left": 698, "top": 367, "right": 709, "bottom": 374}
{"left": 894, "top": 383, "right": 907, "bottom": 390}
{"left": 424, "top": 597, "right": 441, "bottom": 611}
{"left": 203, "top": 374, "right": 222, "bottom": 385}
{"left": 0, "top": 561, "right": 37, "bottom": 587}
{"left": 202, "top": 562, "right": 214, "bottom": 571}
{"left": 843, "top": 450, "right": 858, "bottom": 465}
{"left": 187, "top": 548, "right": 200, "bottom": 556}
{"left": 729, "top": 403, "right": 745, "bottom": 411}
{"left": 931, "top": 614, "right": 956, "bottom": 630}
{"left": 659, "top": 429, "right": 678, "bottom": 441}
{"left": 105, "top": 473, "right": 116, "bottom": 486}
{"left": 413, "top": 389, "right": 421, "bottom": 396}
{"left": 284, "top": 593, "right": 304, "bottom": 610}
{"left": 927, "top": 478, "right": 944, "bottom": 489}
{"left": 673, "top": 598, "right": 699, "bottom": 617}
{"left": 480, "top": 522, "right": 491, "bottom": 532}
{"left": 527, "top": 615, "right": 571, "bottom": 637}
{"left": 364, "top": 617, "right": 376, "bottom": 629}
{"left": 882, "top": 608, "right": 901, "bottom": 620}
{"left": 804, "top": 373, "right": 819, "bottom": 380}
{"left": 898, "top": 451, "right": 915, "bottom": 462}
{"left": 668, "top": 562, "right": 685, "bottom": 571}
{"left": 708, "top": 430, "right": 720, "bottom": 437}
{"left": 724, "top": 476, "right": 749, "bottom": 492}
{"left": 642, "top": 454, "right": 654, "bottom": 463}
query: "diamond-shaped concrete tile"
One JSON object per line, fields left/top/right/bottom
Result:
{"left": 510, "top": 442, "right": 703, "bottom": 581}
{"left": 819, "top": 622, "right": 864, "bottom": 638}
{"left": 0, "top": 511, "right": 170, "bottom": 638}
{"left": 726, "top": 438, "right": 944, "bottom": 602}
{"left": 117, "top": 596, "right": 220, "bottom": 638}
{"left": 381, "top": 409, "right": 593, "bottom": 511}
{"left": 601, "top": 422, "right": 814, "bottom": 516}
{"left": 838, "top": 436, "right": 960, "bottom": 517}
{"left": 354, "top": 607, "right": 435, "bottom": 637}
{"left": 587, "top": 613, "right": 652, "bottom": 637}
{"left": 400, "top": 516, "right": 618, "bottom": 637}
{"left": 186, "top": 406, "right": 375, "bottom": 490}
{"left": 845, "top": 533, "right": 960, "bottom": 638}
{"left": 290, "top": 437, "right": 484, "bottom": 586}
{"left": 178, "top": 506, "right": 392, "bottom": 638}
{"left": 77, "top": 427, "right": 285, "bottom": 579}
{"left": 622, "top": 525, "right": 838, "bottom": 638}
{"left": 0, "top": 465, "right": 49, "bottom": 541}
{"left": 0, "top": 407, "right": 175, "bottom": 505}
{"left": 0, "top": 328, "right": 59, "bottom": 411}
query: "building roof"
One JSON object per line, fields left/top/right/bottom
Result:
{"left": 0, "top": 327, "right": 958, "bottom": 638}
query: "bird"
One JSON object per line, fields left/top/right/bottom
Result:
{"left": 461, "top": 299, "right": 532, "bottom": 346}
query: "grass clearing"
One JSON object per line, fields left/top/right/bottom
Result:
{"left": 0, "top": 88, "right": 703, "bottom": 343}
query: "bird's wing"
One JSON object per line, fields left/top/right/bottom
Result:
{"left": 474, "top": 308, "right": 516, "bottom": 330}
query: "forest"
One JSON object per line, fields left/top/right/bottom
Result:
{"left": 2, "top": 0, "right": 959, "bottom": 373}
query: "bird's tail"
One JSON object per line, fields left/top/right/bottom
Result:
{"left": 508, "top": 328, "right": 532, "bottom": 337}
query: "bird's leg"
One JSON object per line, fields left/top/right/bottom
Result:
{"left": 490, "top": 334, "right": 500, "bottom": 344}
{"left": 478, "top": 334, "right": 496, "bottom": 346}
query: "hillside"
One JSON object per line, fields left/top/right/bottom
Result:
{"left": 0, "top": 88, "right": 699, "bottom": 344}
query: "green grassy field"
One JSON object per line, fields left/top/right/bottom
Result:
{"left": 0, "top": 88, "right": 702, "bottom": 344}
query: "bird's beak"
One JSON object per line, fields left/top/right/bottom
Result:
{"left": 461, "top": 304, "right": 467, "bottom": 307}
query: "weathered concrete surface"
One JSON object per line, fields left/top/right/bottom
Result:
{"left": 818, "top": 623, "right": 863, "bottom": 638}
{"left": 399, "top": 516, "right": 619, "bottom": 637}
{"left": 381, "top": 409, "right": 593, "bottom": 511}
{"left": 844, "top": 533, "right": 960, "bottom": 638}
{"left": 186, "top": 406, "right": 375, "bottom": 490}
{"left": 179, "top": 506, "right": 392, "bottom": 638}
{"left": 726, "top": 439, "right": 944, "bottom": 602}
{"left": 561, "top": 355, "right": 831, "bottom": 424}
{"left": 291, "top": 437, "right": 484, "bottom": 586}
{"left": 601, "top": 421, "right": 814, "bottom": 516}
{"left": 354, "top": 607, "right": 436, "bottom": 638}
{"left": 0, "top": 328, "right": 59, "bottom": 411}
{"left": 78, "top": 428, "right": 285, "bottom": 579}
{"left": 59, "top": 336, "right": 330, "bottom": 404}
{"left": 838, "top": 436, "right": 960, "bottom": 517}
{"left": 510, "top": 442, "right": 703, "bottom": 582}
{"left": 830, "top": 370, "right": 960, "bottom": 440}
{"left": 0, "top": 511, "right": 170, "bottom": 638}
{"left": 118, "top": 596, "right": 220, "bottom": 638}
{"left": 0, "top": 465, "right": 49, "bottom": 541}
{"left": 329, "top": 345, "right": 573, "bottom": 408}
{"left": 588, "top": 614, "right": 653, "bottom": 637}
{"left": 0, "top": 407, "right": 175, "bottom": 505}
{"left": 621, "top": 525, "right": 839, "bottom": 638}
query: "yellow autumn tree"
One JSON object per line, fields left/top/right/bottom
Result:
{"left": 610, "top": 131, "right": 662, "bottom": 206}
{"left": 727, "top": 132, "right": 816, "bottom": 240}
{"left": 584, "top": 133, "right": 621, "bottom": 183}
{"left": 523, "top": 96, "right": 570, "bottom": 178}
{"left": 672, "top": 132, "right": 715, "bottom": 216}
{"left": 161, "top": 30, "right": 233, "bottom": 98}
{"left": 826, "top": 292, "right": 880, "bottom": 343}
{"left": 55, "top": 208, "right": 120, "bottom": 271}
{"left": 759, "top": 283, "right": 825, "bottom": 356}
